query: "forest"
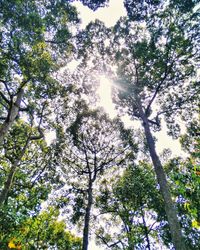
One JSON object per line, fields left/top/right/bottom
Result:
{"left": 0, "top": 0, "right": 199, "bottom": 249}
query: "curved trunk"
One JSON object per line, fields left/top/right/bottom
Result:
{"left": 0, "top": 88, "right": 24, "bottom": 145}
{"left": 137, "top": 98, "right": 186, "bottom": 250}
{"left": 82, "top": 183, "right": 93, "bottom": 250}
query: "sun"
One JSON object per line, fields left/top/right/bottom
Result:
{"left": 97, "top": 76, "right": 117, "bottom": 118}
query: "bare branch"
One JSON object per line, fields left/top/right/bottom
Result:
{"left": 95, "top": 234, "right": 122, "bottom": 248}
{"left": 148, "top": 118, "right": 160, "bottom": 127}
{"left": 29, "top": 127, "right": 44, "bottom": 140}
{"left": 81, "top": 134, "right": 92, "bottom": 175}
{"left": 145, "top": 60, "right": 174, "bottom": 116}
{"left": 0, "top": 91, "right": 10, "bottom": 105}
{"left": 0, "top": 79, "right": 12, "bottom": 97}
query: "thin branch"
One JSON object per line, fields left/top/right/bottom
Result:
{"left": 29, "top": 101, "right": 47, "bottom": 140}
{"left": 97, "top": 145, "right": 129, "bottom": 172}
{"left": 148, "top": 119, "right": 160, "bottom": 127}
{"left": 0, "top": 91, "right": 10, "bottom": 105}
{"left": 0, "top": 79, "right": 12, "bottom": 97}
{"left": 29, "top": 127, "right": 44, "bottom": 140}
{"left": 81, "top": 134, "right": 91, "bottom": 174}
{"left": 145, "top": 60, "right": 174, "bottom": 115}
{"left": 16, "top": 78, "right": 30, "bottom": 95}
{"left": 19, "top": 107, "right": 30, "bottom": 112}
{"left": 69, "top": 146, "right": 90, "bottom": 164}
{"left": 95, "top": 234, "right": 122, "bottom": 248}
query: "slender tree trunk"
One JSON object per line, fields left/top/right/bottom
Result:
{"left": 0, "top": 164, "right": 18, "bottom": 205}
{"left": 137, "top": 98, "right": 186, "bottom": 250}
{"left": 141, "top": 207, "right": 151, "bottom": 250}
{"left": 127, "top": 235, "right": 135, "bottom": 250}
{"left": 126, "top": 224, "right": 134, "bottom": 250}
{"left": 0, "top": 137, "right": 29, "bottom": 206}
{"left": 0, "top": 88, "right": 24, "bottom": 145}
{"left": 82, "top": 183, "right": 93, "bottom": 250}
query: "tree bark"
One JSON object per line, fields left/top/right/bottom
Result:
{"left": 0, "top": 163, "right": 18, "bottom": 205}
{"left": 0, "top": 137, "right": 29, "bottom": 206}
{"left": 82, "top": 183, "right": 93, "bottom": 250}
{"left": 137, "top": 98, "right": 186, "bottom": 250}
{"left": 0, "top": 88, "right": 24, "bottom": 145}
{"left": 141, "top": 207, "right": 151, "bottom": 250}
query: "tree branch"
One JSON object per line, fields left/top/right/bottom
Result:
{"left": 0, "top": 91, "right": 10, "bottom": 105}
{"left": 145, "top": 60, "right": 174, "bottom": 116}
{"left": 0, "top": 79, "right": 12, "bottom": 97}
{"left": 95, "top": 234, "right": 122, "bottom": 248}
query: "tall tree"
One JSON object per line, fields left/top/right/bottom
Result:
{"left": 0, "top": 121, "right": 59, "bottom": 244}
{"left": 0, "top": 0, "right": 79, "bottom": 144}
{"left": 96, "top": 162, "right": 166, "bottom": 250}
{"left": 0, "top": 113, "right": 46, "bottom": 206}
{"left": 112, "top": 13, "right": 199, "bottom": 249}
{"left": 56, "top": 109, "right": 137, "bottom": 250}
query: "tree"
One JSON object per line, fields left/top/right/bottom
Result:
{"left": 0, "top": 2, "right": 79, "bottom": 239}
{"left": 56, "top": 109, "right": 137, "bottom": 250}
{"left": 0, "top": 0, "right": 79, "bottom": 144}
{"left": 3, "top": 207, "right": 81, "bottom": 250}
{"left": 0, "top": 120, "right": 62, "bottom": 247}
{"left": 0, "top": 117, "right": 45, "bottom": 206}
{"left": 112, "top": 17, "right": 198, "bottom": 250}
{"left": 124, "top": 0, "right": 200, "bottom": 22}
{"left": 166, "top": 116, "right": 200, "bottom": 249}
{"left": 96, "top": 162, "right": 167, "bottom": 250}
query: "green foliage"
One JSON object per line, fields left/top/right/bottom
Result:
{"left": 0, "top": 0, "right": 79, "bottom": 139}
{"left": 166, "top": 118, "right": 200, "bottom": 249}
{"left": 124, "top": 0, "right": 198, "bottom": 21}
{"left": 1, "top": 207, "right": 82, "bottom": 250}
{"left": 124, "top": 0, "right": 161, "bottom": 21}
{"left": 96, "top": 163, "right": 166, "bottom": 249}
{"left": 0, "top": 1, "right": 199, "bottom": 249}
{"left": 0, "top": 120, "right": 62, "bottom": 246}
{"left": 167, "top": 157, "right": 200, "bottom": 249}
{"left": 0, "top": 1, "right": 79, "bottom": 244}
{"left": 72, "top": 0, "right": 108, "bottom": 11}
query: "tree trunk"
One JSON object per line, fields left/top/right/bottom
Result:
{"left": 0, "top": 137, "right": 29, "bottom": 206}
{"left": 82, "top": 183, "right": 93, "bottom": 250}
{"left": 127, "top": 236, "right": 135, "bottom": 250}
{"left": 0, "top": 164, "right": 18, "bottom": 205}
{"left": 141, "top": 207, "right": 151, "bottom": 250}
{"left": 137, "top": 98, "right": 186, "bottom": 250}
{"left": 0, "top": 88, "right": 24, "bottom": 145}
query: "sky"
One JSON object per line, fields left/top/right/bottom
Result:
{"left": 73, "top": 0, "right": 126, "bottom": 28}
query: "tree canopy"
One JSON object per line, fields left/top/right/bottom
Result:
{"left": 0, "top": 0, "right": 199, "bottom": 250}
